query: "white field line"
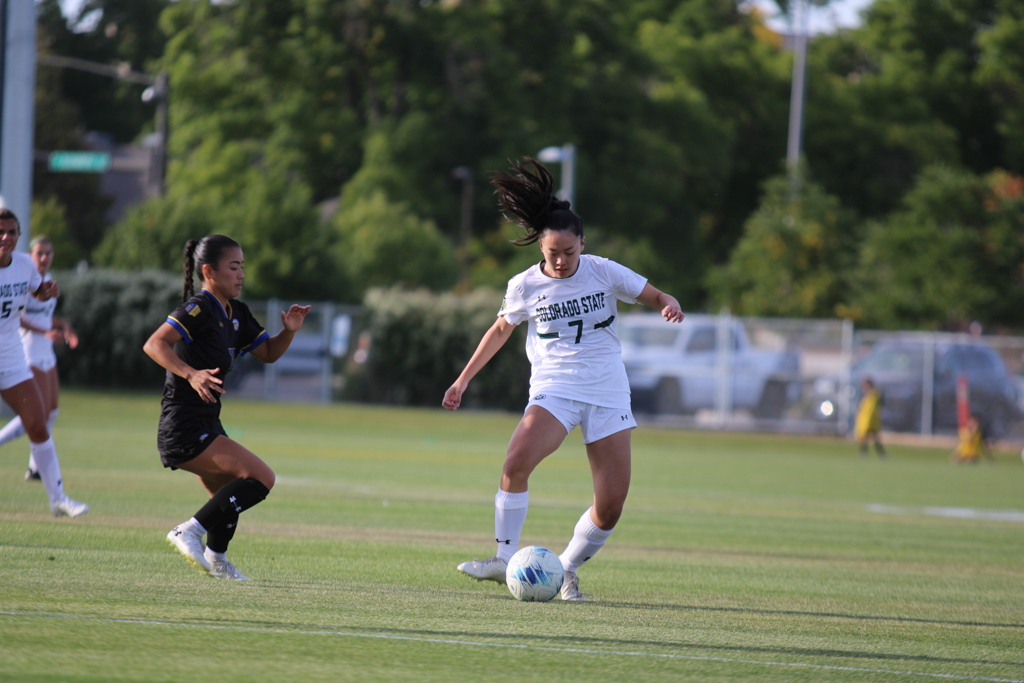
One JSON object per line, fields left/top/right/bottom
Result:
{"left": 867, "top": 505, "right": 1024, "bottom": 523}
{"left": 0, "top": 611, "right": 1020, "bottom": 683}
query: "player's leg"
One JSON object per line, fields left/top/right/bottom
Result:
{"left": 166, "top": 436, "right": 273, "bottom": 577}
{"left": 1, "top": 377, "right": 87, "bottom": 517}
{"left": 872, "top": 433, "right": 886, "bottom": 459}
{"left": 24, "top": 367, "right": 57, "bottom": 479}
{"left": 458, "top": 405, "right": 569, "bottom": 583}
{"left": 559, "top": 407, "right": 634, "bottom": 601}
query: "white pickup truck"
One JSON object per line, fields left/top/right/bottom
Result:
{"left": 620, "top": 314, "right": 800, "bottom": 418}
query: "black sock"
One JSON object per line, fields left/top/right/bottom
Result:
{"left": 205, "top": 510, "right": 239, "bottom": 554}
{"left": 194, "top": 478, "right": 269, "bottom": 533}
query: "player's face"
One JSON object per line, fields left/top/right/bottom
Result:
{"left": 31, "top": 242, "right": 54, "bottom": 275}
{"left": 538, "top": 229, "right": 584, "bottom": 279}
{"left": 204, "top": 246, "right": 245, "bottom": 299}
{"left": 0, "top": 219, "right": 20, "bottom": 266}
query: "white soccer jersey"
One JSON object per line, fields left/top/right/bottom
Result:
{"left": 500, "top": 254, "right": 647, "bottom": 408}
{"left": 0, "top": 252, "right": 42, "bottom": 365}
{"left": 22, "top": 273, "right": 56, "bottom": 332}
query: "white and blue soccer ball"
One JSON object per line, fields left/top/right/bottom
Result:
{"left": 506, "top": 545, "right": 564, "bottom": 602}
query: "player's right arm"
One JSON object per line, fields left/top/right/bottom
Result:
{"left": 143, "top": 322, "right": 223, "bottom": 403}
{"left": 442, "top": 316, "right": 517, "bottom": 411}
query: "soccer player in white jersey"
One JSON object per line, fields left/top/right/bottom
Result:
{"left": 0, "top": 209, "right": 88, "bottom": 517}
{"left": 0, "top": 236, "right": 80, "bottom": 480}
{"left": 442, "top": 159, "right": 684, "bottom": 601}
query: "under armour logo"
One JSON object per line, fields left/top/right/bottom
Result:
{"left": 496, "top": 538, "right": 511, "bottom": 544}
{"left": 534, "top": 394, "right": 546, "bottom": 400}
{"left": 621, "top": 415, "right": 628, "bottom": 421}
{"left": 536, "top": 295, "right": 547, "bottom": 302}
{"left": 229, "top": 495, "right": 242, "bottom": 512}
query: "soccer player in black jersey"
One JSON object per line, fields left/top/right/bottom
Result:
{"left": 144, "top": 234, "right": 310, "bottom": 580}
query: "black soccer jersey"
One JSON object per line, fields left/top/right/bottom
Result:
{"left": 162, "top": 289, "right": 269, "bottom": 415}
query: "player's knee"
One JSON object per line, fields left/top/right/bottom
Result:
{"left": 22, "top": 419, "right": 49, "bottom": 443}
{"left": 501, "top": 451, "right": 534, "bottom": 485}
{"left": 593, "top": 498, "right": 625, "bottom": 529}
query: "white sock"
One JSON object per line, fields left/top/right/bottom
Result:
{"left": 24, "top": 410, "right": 58, "bottom": 473}
{"left": 180, "top": 517, "right": 207, "bottom": 536}
{"left": 204, "top": 547, "right": 226, "bottom": 562}
{"left": 30, "top": 438, "right": 64, "bottom": 504}
{"left": 494, "top": 489, "right": 529, "bottom": 563}
{"left": 46, "top": 408, "right": 59, "bottom": 435}
{"left": 0, "top": 415, "right": 25, "bottom": 447}
{"left": 559, "top": 507, "right": 614, "bottom": 573}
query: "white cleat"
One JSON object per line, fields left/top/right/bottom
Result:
{"left": 560, "top": 570, "right": 592, "bottom": 602}
{"left": 457, "top": 556, "right": 508, "bottom": 584}
{"left": 166, "top": 525, "right": 211, "bottom": 574}
{"left": 209, "top": 557, "right": 251, "bottom": 581}
{"left": 50, "top": 494, "right": 89, "bottom": 518}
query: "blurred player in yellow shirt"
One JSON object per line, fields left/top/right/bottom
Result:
{"left": 855, "top": 378, "right": 886, "bottom": 459}
{"left": 951, "top": 414, "right": 989, "bottom": 464}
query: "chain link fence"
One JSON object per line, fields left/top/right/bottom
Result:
{"left": 621, "top": 311, "right": 1024, "bottom": 442}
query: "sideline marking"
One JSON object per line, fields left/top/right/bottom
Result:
{"left": 0, "top": 611, "right": 1020, "bottom": 683}
{"left": 867, "top": 505, "right": 1024, "bottom": 523}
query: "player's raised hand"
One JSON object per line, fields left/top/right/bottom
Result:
{"left": 281, "top": 304, "right": 311, "bottom": 333}
{"left": 35, "top": 280, "right": 59, "bottom": 301}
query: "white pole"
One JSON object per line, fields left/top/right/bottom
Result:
{"left": 0, "top": 0, "right": 35, "bottom": 251}
{"left": 786, "top": 0, "right": 808, "bottom": 183}
{"left": 560, "top": 143, "right": 575, "bottom": 210}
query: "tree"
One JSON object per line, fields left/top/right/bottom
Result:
{"left": 707, "top": 166, "right": 857, "bottom": 317}
{"left": 851, "top": 165, "right": 1024, "bottom": 330}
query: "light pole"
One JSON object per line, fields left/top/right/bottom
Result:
{"left": 451, "top": 166, "right": 473, "bottom": 292}
{"left": 785, "top": 0, "right": 810, "bottom": 190}
{"left": 537, "top": 143, "right": 575, "bottom": 210}
{"left": 36, "top": 55, "right": 169, "bottom": 195}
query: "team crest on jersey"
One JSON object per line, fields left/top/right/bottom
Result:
{"left": 186, "top": 303, "right": 201, "bottom": 317}
{"left": 498, "top": 298, "right": 507, "bottom": 314}
{"left": 232, "top": 319, "right": 239, "bottom": 331}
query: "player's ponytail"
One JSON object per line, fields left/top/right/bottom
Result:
{"left": 182, "top": 239, "right": 199, "bottom": 302}
{"left": 492, "top": 158, "right": 583, "bottom": 246}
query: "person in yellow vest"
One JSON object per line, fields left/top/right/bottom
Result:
{"left": 855, "top": 378, "right": 886, "bottom": 459}
{"left": 951, "top": 414, "right": 989, "bottom": 464}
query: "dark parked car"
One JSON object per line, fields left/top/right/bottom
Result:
{"left": 851, "top": 340, "right": 1020, "bottom": 438}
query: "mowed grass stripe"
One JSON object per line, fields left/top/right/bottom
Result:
{"left": 0, "top": 390, "right": 1022, "bottom": 682}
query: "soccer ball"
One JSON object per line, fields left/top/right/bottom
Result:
{"left": 505, "top": 545, "right": 564, "bottom": 602}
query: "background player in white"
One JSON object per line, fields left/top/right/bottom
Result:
{"left": 0, "top": 236, "right": 80, "bottom": 480}
{"left": 442, "top": 159, "right": 683, "bottom": 600}
{"left": 0, "top": 209, "right": 88, "bottom": 517}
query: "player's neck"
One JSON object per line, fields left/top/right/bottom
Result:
{"left": 202, "top": 286, "right": 231, "bottom": 311}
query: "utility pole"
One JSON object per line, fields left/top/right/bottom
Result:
{"left": 786, "top": 0, "right": 810, "bottom": 192}
{"left": 537, "top": 143, "right": 576, "bottom": 210}
{"left": 0, "top": 0, "right": 36, "bottom": 251}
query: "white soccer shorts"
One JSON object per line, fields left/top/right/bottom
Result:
{"left": 525, "top": 394, "right": 636, "bottom": 444}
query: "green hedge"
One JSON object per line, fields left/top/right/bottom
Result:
{"left": 52, "top": 269, "right": 182, "bottom": 389}
{"left": 347, "top": 287, "right": 531, "bottom": 411}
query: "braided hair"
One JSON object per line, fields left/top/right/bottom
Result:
{"left": 491, "top": 158, "right": 583, "bottom": 246}
{"left": 181, "top": 234, "right": 240, "bottom": 302}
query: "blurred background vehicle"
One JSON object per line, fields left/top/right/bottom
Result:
{"left": 621, "top": 313, "right": 800, "bottom": 418}
{"left": 849, "top": 338, "right": 1021, "bottom": 438}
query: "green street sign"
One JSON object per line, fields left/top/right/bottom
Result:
{"left": 48, "top": 151, "right": 111, "bottom": 173}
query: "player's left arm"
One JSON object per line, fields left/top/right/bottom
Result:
{"left": 250, "top": 304, "right": 312, "bottom": 363}
{"left": 636, "top": 283, "right": 684, "bottom": 323}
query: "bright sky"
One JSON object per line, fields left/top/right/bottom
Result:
{"left": 59, "top": 0, "right": 874, "bottom": 34}
{"left": 750, "top": 0, "right": 876, "bottom": 34}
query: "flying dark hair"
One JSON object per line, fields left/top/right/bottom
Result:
{"left": 182, "top": 234, "right": 240, "bottom": 302}
{"left": 491, "top": 157, "right": 583, "bottom": 246}
{"left": 0, "top": 207, "right": 20, "bottom": 232}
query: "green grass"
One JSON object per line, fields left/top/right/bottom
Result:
{"left": 1, "top": 389, "right": 1023, "bottom": 682}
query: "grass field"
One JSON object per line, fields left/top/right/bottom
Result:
{"left": 1, "top": 390, "right": 1023, "bottom": 682}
